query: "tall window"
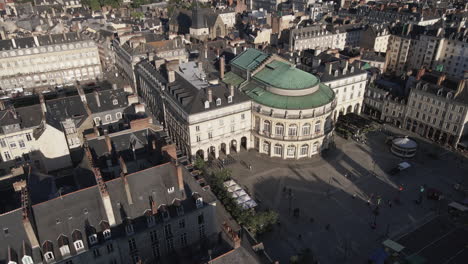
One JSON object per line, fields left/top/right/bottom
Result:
{"left": 25, "top": 133, "right": 32, "bottom": 141}
{"left": 166, "top": 237, "right": 174, "bottom": 252}
{"left": 180, "top": 233, "right": 188, "bottom": 247}
{"left": 128, "top": 238, "right": 137, "bottom": 252}
{"left": 4, "top": 151, "right": 11, "bottom": 161}
{"left": 288, "top": 125, "right": 297, "bottom": 136}
{"left": 199, "top": 224, "right": 206, "bottom": 239}
{"left": 287, "top": 145, "right": 295, "bottom": 157}
{"left": 152, "top": 243, "right": 160, "bottom": 259}
{"left": 0, "top": 138, "right": 6, "bottom": 147}
{"left": 150, "top": 230, "right": 158, "bottom": 244}
{"left": 263, "top": 121, "right": 271, "bottom": 133}
{"left": 300, "top": 144, "right": 309, "bottom": 156}
{"left": 312, "top": 142, "right": 319, "bottom": 153}
{"left": 164, "top": 224, "right": 172, "bottom": 237}
{"left": 274, "top": 144, "right": 283, "bottom": 156}
{"left": 275, "top": 123, "right": 284, "bottom": 136}
{"left": 302, "top": 124, "right": 311, "bottom": 136}
{"left": 314, "top": 121, "right": 321, "bottom": 133}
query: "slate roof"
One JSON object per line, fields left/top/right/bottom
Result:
{"left": 0, "top": 105, "right": 43, "bottom": 134}
{"left": 0, "top": 209, "right": 43, "bottom": 263}
{"left": 85, "top": 89, "right": 128, "bottom": 113}
{"left": 0, "top": 32, "right": 85, "bottom": 51}
{"left": 45, "top": 95, "right": 88, "bottom": 128}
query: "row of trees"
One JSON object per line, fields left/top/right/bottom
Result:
{"left": 195, "top": 158, "right": 278, "bottom": 236}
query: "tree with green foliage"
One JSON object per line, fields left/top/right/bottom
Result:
{"left": 194, "top": 157, "right": 206, "bottom": 170}
{"left": 132, "top": 0, "right": 149, "bottom": 8}
{"left": 131, "top": 11, "right": 145, "bottom": 18}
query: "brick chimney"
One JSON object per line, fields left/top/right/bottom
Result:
{"left": 456, "top": 79, "right": 466, "bottom": 96}
{"left": 77, "top": 86, "right": 87, "bottom": 103}
{"left": 120, "top": 157, "right": 133, "bottom": 205}
{"left": 326, "top": 63, "right": 333, "bottom": 75}
{"left": 105, "top": 135, "right": 112, "bottom": 153}
{"left": 168, "top": 70, "right": 175, "bottom": 83}
{"left": 437, "top": 74, "right": 446, "bottom": 86}
{"left": 84, "top": 145, "right": 116, "bottom": 226}
{"left": 220, "top": 56, "right": 225, "bottom": 79}
{"left": 21, "top": 187, "right": 40, "bottom": 249}
{"left": 416, "top": 68, "right": 426, "bottom": 80}
{"left": 176, "top": 164, "right": 184, "bottom": 194}
{"left": 229, "top": 85, "right": 235, "bottom": 98}
{"left": 150, "top": 196, "right": 158, "bottom": 214}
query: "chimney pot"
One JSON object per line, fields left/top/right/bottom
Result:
{"left": 220, "top": 56, "right": 225, "bottom": 80}
{"left": 94, "top": 91, "right": 101, "bottom": 108}
{"left": 208, "top": 88, "right": 213, "bottom": 103}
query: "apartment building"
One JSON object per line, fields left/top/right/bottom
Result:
{"left": 360, "top": 24, "right": 391, "bottom": 53}
{"left": 404, "top": 74, "right": 468, "bottom": 148}
{"left": 0, "top": 32, "right": 102, "bottom": 91}
{"left": 135, "top": 59, "right": 252, "bottom": 161}
{"left": 288, "top": 25, "right": 343, "bottom": 52}
{"left": 0, "top": 131, "right": 219, "bottom": 264}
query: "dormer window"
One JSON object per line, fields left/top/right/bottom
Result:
{"left": 162, "top": 210, "right": 170, "bottom": 221}
{"left": 204, "top": 101, "right": 210, "bottom": 109}
{"left": 88, "top": 234, "right": 98, "bottom": 245}
{"left": 227, "top": 95, "right": 233, "bottom": 103}
{"left": 334, "top": 70, "right": 339, "bottom": 77}
{"left": 103, "top": 229, "right": 111, "bottom": 240}
{"left": 112, "top": 99, "right": 118, "bottom": 105}
{"left": 22, "top": 255, "right": 33, "bottom": 264}
{"left": 196, "top": 197, "right": 203, "bottom": 208}
{"left": 44, "top": 252, "right": 54, "bottom": 262}
{"left": 147, "top": 215, "right": 156, "bottom": 227}
{"left": 216, "top": 98, "right": 221, "bottom": 106}
{"left": 125, "top": 223, "right": 134, "bottom": 235}
{"left": 59, "top": 245, "right": 70, "bottom": 256}
{"left": 74, "top": 240, "right": 84, "bottom": 251}
{"left": 168, "top": 187, "right": 174, "bottom": 194}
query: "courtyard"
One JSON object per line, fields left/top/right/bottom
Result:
{"left": 219, "top": 125, "right": 468, "bottom": 263}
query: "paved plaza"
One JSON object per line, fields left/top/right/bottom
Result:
{"left": 219, "top": 125, "right": 468, "bottom": 263}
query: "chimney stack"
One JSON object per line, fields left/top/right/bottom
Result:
{"left": 326, "top": 63, "right": 333, "bottom": 75}
{"left": 168, "top": 70, "right": 175, "bottom": 83}
{"left": 176, "top": 164, "right": 184, "bottom": 194}
{"left": 105, "top": 135, "right": 112, "bottom": 153}
{"left": 84, "top": 145, "right": 116, "bottom": 226}
{"left": 220, "top": 56, "right": 225, "bottom": 80}
{"left": 94, "top": 91, "right": 101, "bottom": 108}
{"left": 21, "top": 188, "right": 40, "bottom": 249}
{"left": 39, "top": 93, "right": 47, "bottom": 113}
{"left": 416, "top": 68, "right": 426, "bottom": 80}
{"left": 150, "top": 196, "right": 158, "bottom": 214}
{"left": 77, "top": 86, "right": 87, "bottom": 103}
{"left": 437, "top": 74, "right": 446, "bottom": 86}
{"left": 229, "top": 85, "right": 234, "bottom": 98}
{"left": 208, "top": 88, "right": 213, "bottom": 103}
{"left": 119, "top": 157, "right": 133, "bottom": 205}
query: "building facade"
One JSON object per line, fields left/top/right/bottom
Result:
{"left": 224, "top": 49, "right": 336, "bottom": 159}
{"left": 0, "top": 33, "right": 102, "bottom": 91}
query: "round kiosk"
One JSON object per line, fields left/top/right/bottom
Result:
{"left": 391, "top": 137, "right": 417, "bottom": 158}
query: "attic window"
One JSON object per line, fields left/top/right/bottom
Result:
{"left": 44, "top": 252, "right": 54, "bottom": 261}
{"left": 125, "top": 223, "right": 134, "bottom": 235}
{"left": 204, "top": 101, "right": 210, "bottom": 109}
{"left": 89, "top": 234, "right": 98, "bottom": 245}
{"left": 103, "top": 229, "right": 111, "bottom": 240}
{"left": 228, "top": 95, "right": 233, "bottom": 103}
{"left": 112, "top": 99, "right": 118, "bottom": 105}
{"left": 216, "top": 98, "right": 221, "bottom": 106}
{"left": 196, "top": 197, "right": 203, "bottom": 208}
{"left": 168, "top": 187, "right": 175, "bottom": 194}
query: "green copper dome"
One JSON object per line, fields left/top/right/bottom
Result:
{"left": 253, "top": 60, "right": 319, "bottom": 90}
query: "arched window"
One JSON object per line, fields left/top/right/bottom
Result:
{"left": 302, "top": 123, "right": 311, "bottom": 136}
{"left": 314, "top": 121, "right": 321, "bottom": 133}
{"left": 300, "top": 144, "right": 309, "bottom": 156}
{"left": 275, "top": 123, "right": 284, "bottom": 136}
{"left": 288, "top": 124, "right": 297, "bottom": 136}
{"left": 274, "top": 144, "right": 283, "bottom": 156}
{"left": 312, "top": 142, "right": 319, "bottom": 153}
{"left": 263, "top": 120, "right": 271, "bottom": 133}
{"left": 263, "top": 141, "right": 270, "bottom": 153}
{"left": 287, "top": 145, "right": 296, "bottom": 157}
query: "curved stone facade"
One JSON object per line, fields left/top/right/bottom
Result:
{"left": 251, "top": 101, "right": 335, "bottom": 159}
